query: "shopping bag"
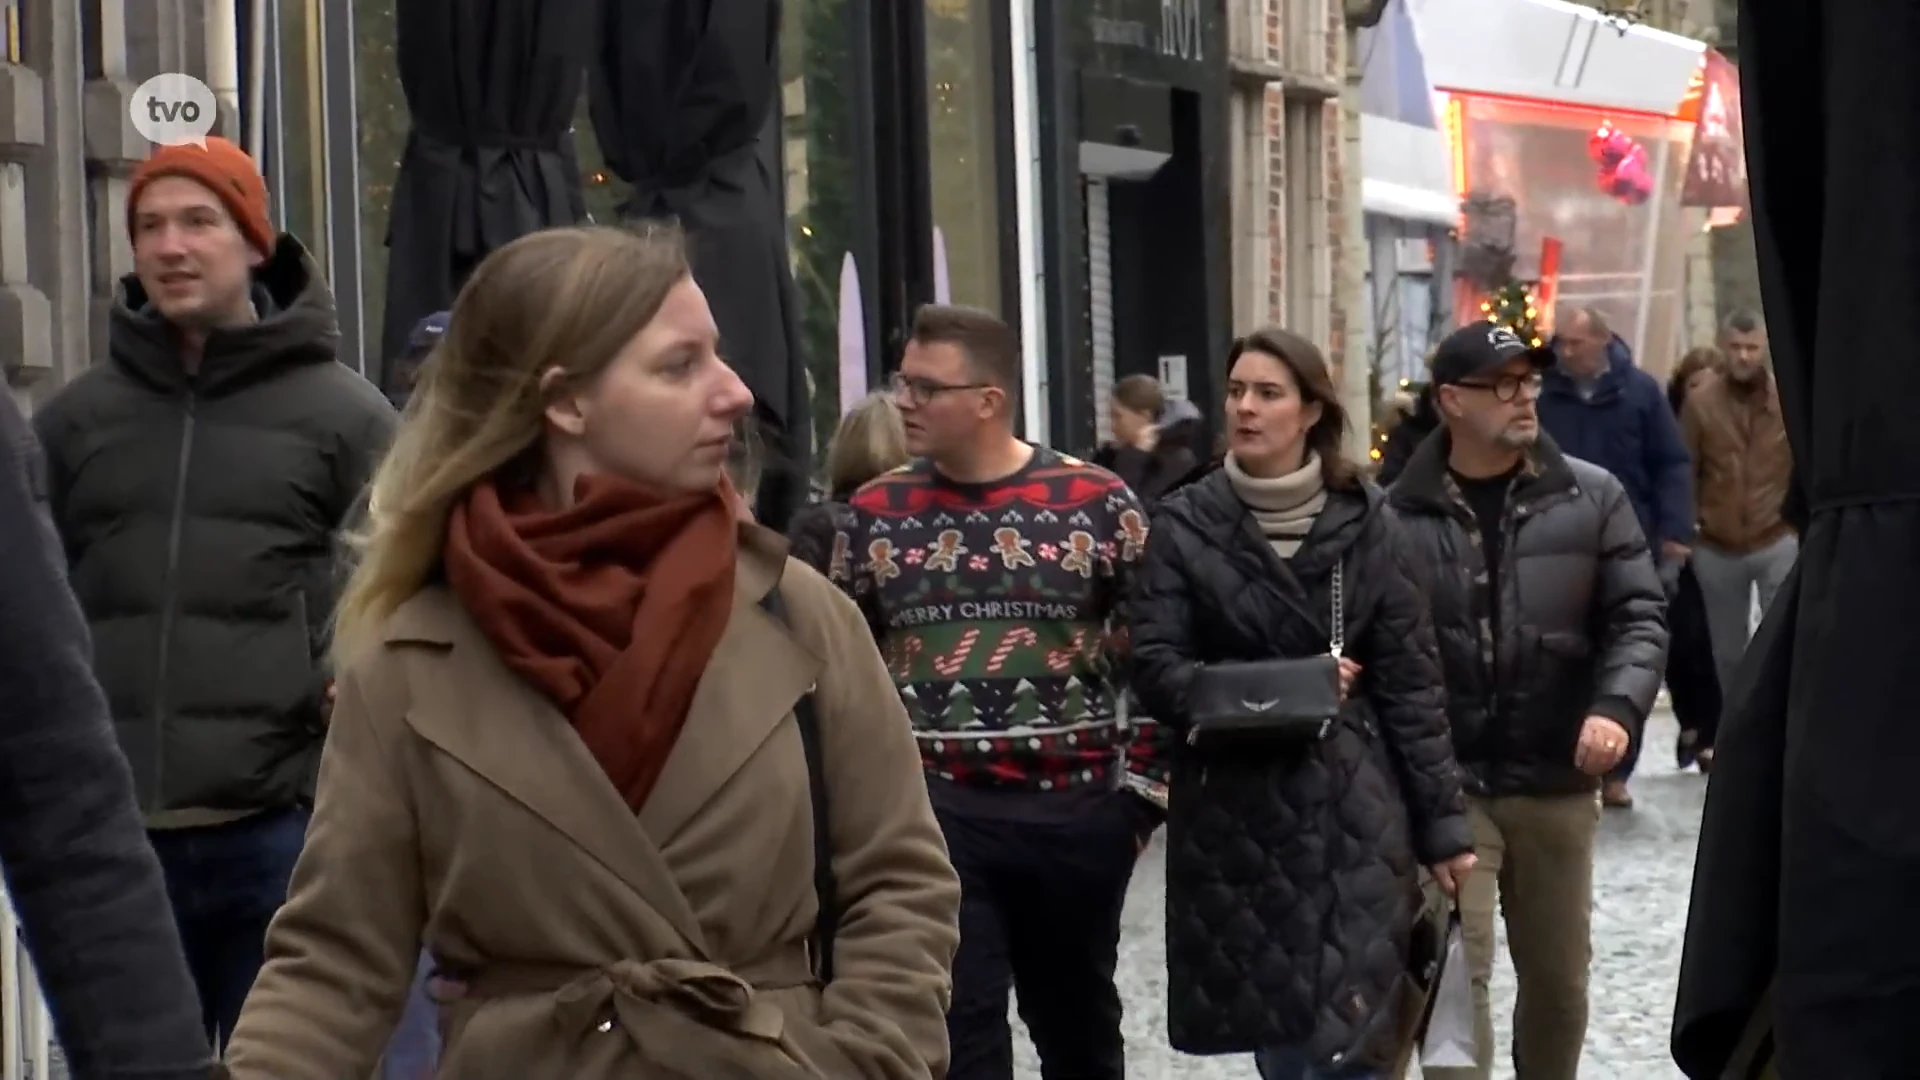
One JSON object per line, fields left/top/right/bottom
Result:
{"left": 1380, "top": 899, "right": 1448, "bottom": 1075}
{"left": 1420, "top": 912, "right": 1478, "bottom": 1068}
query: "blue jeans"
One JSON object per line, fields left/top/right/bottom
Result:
{"left": 150, "top": 807, "right": 309, "bottom": 1047}
{"left": 1254, "top": 1045, "right": 1383, "bottom": 1080}
{"left": 378, "top": 953, "right": 441, "bottom": 1078}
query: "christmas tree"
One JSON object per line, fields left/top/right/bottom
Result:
{"left": 1010, "top": 680, "right": 1043, "bottom": 727}
{"left": 1479, "top": 280, "right": 1545, "bottom": 348}
{"left": 944, "top": 683, "right": 979, "bottom": 730}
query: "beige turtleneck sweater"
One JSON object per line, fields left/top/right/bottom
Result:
{"left": 1225, "top": 452, "right": 1327, "bottom": 559}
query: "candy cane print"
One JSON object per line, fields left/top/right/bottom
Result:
{"left": 985, "top": 627, "right": 1039, "bottom": 674}
{"left": 890, "top": 637, "right": 924, "bottom": 680}
{"left": 1045, "top": 628, "right": 1091, "bottom": 672}
{"left": 931, "top": 627, "right": 981, "bottom": 677}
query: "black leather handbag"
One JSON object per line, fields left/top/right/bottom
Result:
{"left": 1185, "top": 562, "right": 1345, "bottom": 745}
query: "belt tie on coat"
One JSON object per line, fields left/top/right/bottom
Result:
{"left": 549, "top": 957, "right": 788, "bottom": 1045}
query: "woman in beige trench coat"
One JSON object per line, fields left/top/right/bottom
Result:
{"left": 221, "top": 225, "right": 962, "bottom": 1079}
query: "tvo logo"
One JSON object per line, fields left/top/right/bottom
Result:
{"left": 130, "top": 72, "right": 217, "bottom": 148}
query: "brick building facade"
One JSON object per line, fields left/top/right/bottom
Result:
{"left": 1224, "top": 0, "right": 1365, "bottom": 453}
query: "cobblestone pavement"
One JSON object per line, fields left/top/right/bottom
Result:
{"left": 1013, "top": 707, "right": 1704, "bottom": 1079}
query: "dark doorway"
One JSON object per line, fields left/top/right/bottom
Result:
{"left": 1099, "top": 87, "right": 1210, "bottom": 427}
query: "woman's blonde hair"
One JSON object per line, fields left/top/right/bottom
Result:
{"left": 332, "top": 224, "right": 693, "bottom": 667}
{"left": 826, "top": 392, "right": 909, "bottom": 496}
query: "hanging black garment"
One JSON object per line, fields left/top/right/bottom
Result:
{"left": 1673, "top": 2, "right": 1920, "bottom": 1075}
{"left": 379, "top": 0, "right": 592, "bottom": 393}
{"left": 587, "top": 0, "right": 810, "bottom": 531}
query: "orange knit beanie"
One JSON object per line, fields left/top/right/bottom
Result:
{"left": 127, "top": 137, "right": 275, "bottom": 256}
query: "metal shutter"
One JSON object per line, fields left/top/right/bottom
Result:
{"left": 1087, "top": 177, "right": 1115, "bottom": 446}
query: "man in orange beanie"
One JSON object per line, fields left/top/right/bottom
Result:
{"left": 120, "top": 137, "right": 277, "bottom": 344}
{"left": 32, "top": 135, "right": 396, "bottom": 1049}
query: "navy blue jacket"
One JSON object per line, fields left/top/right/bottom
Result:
{"left": 1538, "top": 335, "right": 1693, "bottom": 549}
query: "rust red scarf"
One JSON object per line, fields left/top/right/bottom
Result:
{"left": 444, "top": 472, "right": 739, "bottom": 812}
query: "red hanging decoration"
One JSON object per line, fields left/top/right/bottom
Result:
{"left": 1589, "top": 122, "right": 1654, "bottom": 206}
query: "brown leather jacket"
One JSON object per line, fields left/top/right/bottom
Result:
{"left": 1681, "top": 375, "right": 1794, "bottom": 553}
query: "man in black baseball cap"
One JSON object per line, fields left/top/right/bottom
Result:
{"left": 1429, "top": 321, "right": 1556, "bottom": 390}
{"left": 1386, "top": 315, "right": 1665, "bottom": 1078}
{"left": 1424, "top": 321, "right": 1556, "bottom": 465}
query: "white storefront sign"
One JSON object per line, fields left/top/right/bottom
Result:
{"left": 1411, "top": 0, "right": 1706, "bottom": 115}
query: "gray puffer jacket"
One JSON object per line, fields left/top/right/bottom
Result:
{"left": 1387, "top": 431, "right": 1667, "bottom": 797}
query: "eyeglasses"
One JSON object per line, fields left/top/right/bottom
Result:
{"left": 889, "top": 371, "right": 989, "bottom": 407}
{"left": 1453, "top": 372, "right": 1543, "bottom": 403}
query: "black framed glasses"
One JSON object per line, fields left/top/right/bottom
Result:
{"left": 1453, "top": 372, "right": 1543, "bottom": 403}
{"left": 889, "top": 371, "right": 989, "bottom": 407}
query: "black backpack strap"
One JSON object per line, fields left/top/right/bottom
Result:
{"left": 760, "top": 588, "right": 838, "bottom": 983}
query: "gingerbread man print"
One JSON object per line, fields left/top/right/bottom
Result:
{"left": 866, "top": 537, "right": 902, "bottom": 585}
{"left": 1116, "top": 507, "right": 1148, "bottom": 562}
{"left": 925, "top": 528, "right": 969, "bottom": 572}
{"left": 991, "top": 527, "right": 1036, "bottom": 570}
{"left": 1060, "top": 530, "right": 1098, "bottom": 577}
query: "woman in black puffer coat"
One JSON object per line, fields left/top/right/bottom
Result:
{"left": 1129, "top": 327, "right": 1474, "bottom": 1079}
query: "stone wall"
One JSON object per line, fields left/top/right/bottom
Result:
{"left": 8, "top": 0, "right": 231, "bottom": 404}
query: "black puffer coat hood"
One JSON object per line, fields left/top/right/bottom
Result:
{"left": 1128, "top": 467, "right": 1470, "bottom": 1063}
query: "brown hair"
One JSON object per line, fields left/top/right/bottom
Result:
{"left": 1112, "top": 374, "right": 1165, "bottom": 417}
{"left": 1671, "top": 346, "right": 1723, "bottom": 390}
{"left": 1227, "top": 326, "right": 1359, "bottom": 489}
{"left": 910, "top": 304, "right": 1021, "bottom": 404}
{"left": 1668, "top": 345, "right": 1724, "bottom": 411}
{"left": 826, "top": 392, "right": 910, "bottom": 496}
{"left": 334, "top": 224, "right": 692, "bottom": 666}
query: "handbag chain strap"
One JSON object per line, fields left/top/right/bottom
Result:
{"left": 1329, "top": 561, "right": 1345, "bottom": 658}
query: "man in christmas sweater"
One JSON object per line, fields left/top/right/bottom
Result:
{"left": 827, "top": 304, "right": 1168, "bottom": 1080}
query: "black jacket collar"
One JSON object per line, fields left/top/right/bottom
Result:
{"left": 110, "top": 234, "right": 341, "bottom": 397}
{"left": 1388, "top": 428, "right": 1579, "bottom": 516}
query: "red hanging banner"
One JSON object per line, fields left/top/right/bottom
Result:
{"left": 1680, "top": 51, "right": 1748, "bottom": 208}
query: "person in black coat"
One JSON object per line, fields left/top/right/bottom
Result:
{"left": 1093, "top": 375, "right": 1214, "bottom": 505}
{"left": 786, "top": 390, "right": 910, "bottom": 576}
{"left": 1128, "top": 327, "right": 1474, "bottom": 1079}
{"left": 1664, "top": 348, "right": 1726, "bottom": 770}
{"left": 1374, "top": 384, "right": 1439, "bottom": 486}
{"left": 1388, "top": 322, "right": 1667, "bottom": 1079}
{"left": 0, "top": 391, "right": 215, "bottom": 1078}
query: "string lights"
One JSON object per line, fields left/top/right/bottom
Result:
{"left": 1480, "top": 280, "right": 1545, "bottom": 348}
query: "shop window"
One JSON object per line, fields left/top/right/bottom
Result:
{"left": 1456, "top": 95, "right": 1692, "bottom": 365}
{"left": 353, "top": 0, "right": 405, "bottom": 367}
{"left": 783, "top": 0, "right": 872, "bottom": 469}
{"left": 573, "top": 94, "right": 630, "bottom": 226}
{"left": 924, "top": 0, "right": 1004, "bottom": 314}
